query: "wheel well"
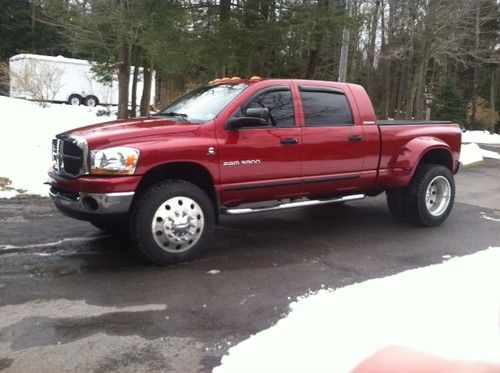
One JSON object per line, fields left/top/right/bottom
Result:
{"left": 418, "top": 148, "right": 453, "bottom": 171}
{"left": 136, "top": 162, "right": 219, "bottom": 217}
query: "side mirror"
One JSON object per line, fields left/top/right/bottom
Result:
{"left": 225, "top": 107, "right": 270, "bottom": 130}
{"left": 245, "top": 107, "right": 270, "bottom": 121}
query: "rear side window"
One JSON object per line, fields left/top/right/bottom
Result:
{"left": 300, "top": 91, "right": 353, "bottom": 126}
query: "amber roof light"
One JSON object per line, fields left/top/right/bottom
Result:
{"left": 208, "top": 76, "right": 261, "bottom": 84}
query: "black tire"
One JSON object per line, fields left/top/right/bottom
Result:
{"left": 386, "top": 187, "right": 411, "bottom": 222}
{"left": 84, "top": 95, "right": 99, "bottom": 107}
{"left": 68, "top": 94, "right": 83, "bottom": 106}
{"left": 90, "top": 219, "right": 128, "bottom": 234}
{"left": 130, "top": 180, "right": 215, "bottom": 265}
{"left": 406, "top": 164, "right": 455, "bottom": 226}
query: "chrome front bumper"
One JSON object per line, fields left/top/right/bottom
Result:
{"left": 49, "top": 188, "right": 135, "bottom": 215}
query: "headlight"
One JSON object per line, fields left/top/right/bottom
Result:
{"left": 90, "top": 147, "right": 140, "bottom": 175}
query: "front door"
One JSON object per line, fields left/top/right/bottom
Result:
{"left": 217, "top": 86, "right": 302, "bottom": 205}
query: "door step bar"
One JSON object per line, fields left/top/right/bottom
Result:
{"left": 221, "top": 194, "right": 365, "bottom": 215}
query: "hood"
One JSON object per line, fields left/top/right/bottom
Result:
{"left": 63, "top": 117, "right": 201, "bottom": 148}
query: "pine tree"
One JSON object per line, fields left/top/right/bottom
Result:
{"left": 432, "top": 79, "right": 467, "bottom": 127}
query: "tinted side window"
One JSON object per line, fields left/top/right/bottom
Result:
{"left": 300, "top": 91, "right": 353, "bottom": 126}
{"left": 243, "top": 90, "right": 295, "bottom": 128}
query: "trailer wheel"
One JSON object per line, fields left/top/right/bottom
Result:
{"left": 85, "top": 95, "right": 99, "bottom": 107}
{"left": 68, "top": 94, "right": 83, "bottom": 106}
{"left": 130, "top": 180, "right": 215, "bottom": 265}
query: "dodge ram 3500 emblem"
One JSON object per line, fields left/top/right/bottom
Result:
{"left": 223, "top": 160, "right": 261, "bottom": 166}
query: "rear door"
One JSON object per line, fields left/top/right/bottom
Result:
{"left": 298, "top": 85, "right": 366, "bottom": 196}
{"left": 217, "top": 86, "right": 302, "bottom": 205}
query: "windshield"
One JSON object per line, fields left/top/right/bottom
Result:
{"left": 157, "top": 83, "right": 249, "bottom": 123}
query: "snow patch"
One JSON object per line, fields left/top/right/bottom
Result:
{"left": 0, "top": 190, "right": 20, "bottom": 199}
{"left": 207, "top": 269, "right": 221, "bottom": 275}
{"left": 214, "top": 247, "right": 500, "bottom": 373}
{"left": 462, "top": 130, "right": 500, "bottom": 144}
{"left": 459, "top": 143, "right": 485, "bottom": 165}
{"left": 459, "top": 143, "right": 500, "bottom": 165}
{"left": 0, "top": 95, "right": 115, "bottom": 197}
{"left": 0, "top": 236, "right": 105, "bottom": 251}
{"left": 480, "top": 148, "right": 500, "bottom": 160}
{"left": 481, "top": 212, "right": 500, "bottom": 222}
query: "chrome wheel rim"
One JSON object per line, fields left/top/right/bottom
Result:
{"left": 425, "top": 176, "right": 451, "bottom": 216}
{"left": 86, "top": 98, "right": 96, "bottom": 107}
{"left": 151, "top": 196, "right": 204, "bottom": 253}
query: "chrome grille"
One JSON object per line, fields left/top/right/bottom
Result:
{"left": 52, "top": 135, "right": 89, "bottom": 178}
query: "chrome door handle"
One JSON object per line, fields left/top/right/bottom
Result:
{"left": 348, "top": 135, "right": 363, "bottom": 142}
{"left": 280, "top": 138, "right": 299, "bottom": 145}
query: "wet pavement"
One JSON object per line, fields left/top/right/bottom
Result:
{"left": 0, "top": 159, "right": 499, "bottom": 372}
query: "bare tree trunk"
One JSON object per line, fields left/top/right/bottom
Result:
{"left": 367, "top": 0, "right": 380, "bottom": 95}
{"left": 490, "top": 65, "right": 496, "bottom": 111}
{"left": 396, "top": 63, "right": 408, "bottom": 119}
{"left": 220, "top": 0, "right": 230, "bottom": 21}
{"left": 349, "top": 0, "right": 359, "bottom": 83}
{"left": 140, "top": 58, "right": 153, "bottom": 117}
{"left": 381, "top": 0, "right": 393, "bottom": 118}
{"left": 117, "top": 0, "right": 130, "bottom": 119}
{"left": 403, "top": 0, "right": 419, "bottom": 118}
{"left": 338, "top": 0, "right": 351, "bottom": 82}
{"left": 117, "top": 41, "right": 130, "bottom": 119}
{"left": 413, "top": 54, "right": 430, "bottom": 119}
{"left": 130, "top": 46, "right": 140, "bottom": 118}
{"left": 154, "top": 73, "right": 161, "bottom": 108}
{"left": 219, "top": 0, "right": 231, "bottom": 76}
{"left": 31, "top": 0, "right": 37, "bottom": 51}
{"left": 470, "top": 3, "right": 480, "bottom": 128}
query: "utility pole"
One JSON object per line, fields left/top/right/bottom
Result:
{"left": 338, "top": 0, "right": 351, "bottom": 82}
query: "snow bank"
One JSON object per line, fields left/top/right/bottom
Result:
{"left": 0, "top": 95, "right": 115, "bottom": 197}
{"left": 462, "top": 130, "right": 500, "bottom": 145}
{"left": 460, "top": 143, "right": 500, "bottom": 165}
{"left": 214, "top": 247, "right": 500, "bottom": 373}
{"left": 459, "top": 130, "right": 500, "bottom": 165}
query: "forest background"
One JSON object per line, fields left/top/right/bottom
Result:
{"left": 0, "top": 0, "right": 498, "bottom": 129}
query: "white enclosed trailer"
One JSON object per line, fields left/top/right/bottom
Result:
{"left": 9, "top": 54, "right": 155, "bottom": 107}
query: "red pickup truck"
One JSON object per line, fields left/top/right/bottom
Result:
{"left": 48, "top": 78, "right": 462, "bottom": 265}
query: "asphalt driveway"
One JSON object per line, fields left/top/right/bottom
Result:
{"left": 0, "top": 159, "right": 499, "bottom": 372}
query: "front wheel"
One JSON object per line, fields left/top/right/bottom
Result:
{"left": 130, "top": 180, "right": 215, "bottom": 265}
{"left": 406, "top": 164, "right": 455, "bottom": 226}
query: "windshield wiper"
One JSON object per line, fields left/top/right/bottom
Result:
{"left": 154, "top": 112, "right": 189, "bottom": 121}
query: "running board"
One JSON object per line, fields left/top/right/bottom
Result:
{"left": 221, "top": 194, "right": 365, "bottom": 215}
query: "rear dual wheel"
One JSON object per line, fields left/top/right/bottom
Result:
{"left": 130, "top": 180, "right": 215, "bottom": 265}
{"left": 386, "top": 164, "right": 455, "bottom": 226}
